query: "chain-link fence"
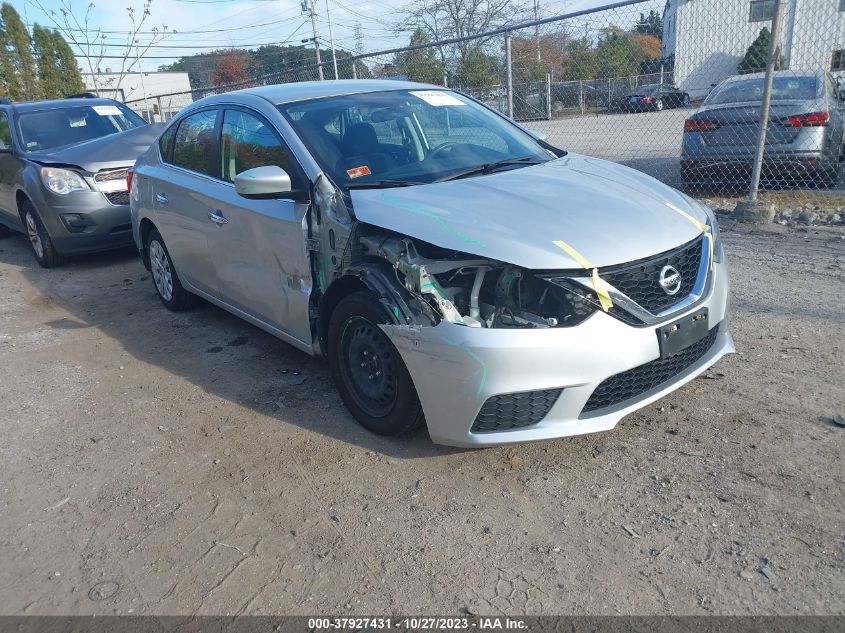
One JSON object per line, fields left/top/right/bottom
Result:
{"left": 126, "top": 0, "right": 845, "bottom": 215}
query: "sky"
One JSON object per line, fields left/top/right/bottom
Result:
{"left": 13, "top": 0, "right": 633, "bottom": 73}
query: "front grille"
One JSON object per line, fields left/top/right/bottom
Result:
{"left": 601, "top": 236, "right": 704, "bottom": 314}
{"left": 471, "top": 388, "right": 563, "bottom": 433}
{"left": 582, "top": 326, "right": 720, "bottom": 414}
{"left": 104, "top": 190, "right": 130, "bottom": 206}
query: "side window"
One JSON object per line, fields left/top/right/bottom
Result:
{"left": 221, "top": 109, "right": 297, "bottom": 183}
{"left": 158, "top": 123, "right": 177, "bottom": 162}
{"left": 171, "top": 109, "right": 219, "bottom": 177}
{"left": 0, "top": 111, "right": 12, "bottom": 150}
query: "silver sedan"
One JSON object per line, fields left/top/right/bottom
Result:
{"left": 131, "top": 80, "right": 733, "bottom": 447}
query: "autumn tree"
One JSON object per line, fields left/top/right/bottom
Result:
{"left": 1, "top": 3, "right": 41, "bottom": 100}
{"left": 211, "top": 51, "right": 251, "bottom": 86}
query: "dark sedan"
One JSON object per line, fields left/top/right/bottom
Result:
{"left": 624, "top": 83, "right": 690, "bottom": 112}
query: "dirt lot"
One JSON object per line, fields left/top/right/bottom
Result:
{"left": 0, "top": 223, "right": 843, "bottom": 616}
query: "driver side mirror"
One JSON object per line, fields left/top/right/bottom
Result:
{"left": 234, "top": 165, "right": 306, "bottom": 201}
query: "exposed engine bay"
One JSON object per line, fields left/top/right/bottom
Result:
{"left": 357, "top": 233, "right": 598, "bottom": 330}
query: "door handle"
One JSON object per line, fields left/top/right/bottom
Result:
{"left": 208, "top": 210, "right": 228, "bottom": 225}
{"left": 155, "top": 193, "right": 168, "bottom": 205}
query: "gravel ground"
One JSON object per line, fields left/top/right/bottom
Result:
{"left": 0, "top": 224, "right": 843, "bottom": 616}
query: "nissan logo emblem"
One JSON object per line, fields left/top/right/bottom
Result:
{"left": 659, "top": 265, "right": 682, "bottom": 295}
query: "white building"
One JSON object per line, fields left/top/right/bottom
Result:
{"left": 662, "top": 0, "right": 845, "bottom": 99}
{"left": 83, "top": 71, "right": 193, "bottom": 122}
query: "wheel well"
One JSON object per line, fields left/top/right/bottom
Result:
{"left": 138, "top": 218, "right": 157, "bottom": 269}
{"left": 15, "top": 190, "right": 30, "bottom": 219}
{"left": 317, "top": 275, "right": 368, "bottom": 356}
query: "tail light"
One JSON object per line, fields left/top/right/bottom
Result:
{"left": 684, "top": 118, "right": 716, "bottom": 132}
{"left": 786, "top": 111, "right": 829, "bottom": 127}
{"left": 641, "top": 96, "right": 654, "bottom": 102}
{"left": 126, "top": 168, "right": 134, "bottom": 192}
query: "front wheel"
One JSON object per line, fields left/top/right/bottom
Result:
{"left": 682, "top": 94, "right": 690, "bottom": 107}
{"left": 328, "top": 291, "right": 424, "bottom": 436}
{"left": 22, "top": 201, "right": 62, "bottom": 268}
{"left": 655, "top": 99, "right": 664, "bottom": 111}
{"left": 146, "top": 229, "right": 195, "bottom": 311}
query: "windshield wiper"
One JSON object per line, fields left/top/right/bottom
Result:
{"left": 434, "top": 156, "right": 544, "bottom": 183}
{"left": 345, "top": 179, "right": 426, "bottom": 190}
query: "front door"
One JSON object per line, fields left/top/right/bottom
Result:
{"left": 206, "top": 107, "right": 313, "bottom": 345}
{"left": 0, "top": 110, "right": 20, "bottom": 227}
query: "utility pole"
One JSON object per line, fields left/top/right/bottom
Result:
{"left": 325, "top": 0, "right": 338, "bottom": 80}
{"left": 533, "top": 0, "right": 541, "bottom": 62}
{"left": 302, "top": 0, "right": 324, "bottom": 81}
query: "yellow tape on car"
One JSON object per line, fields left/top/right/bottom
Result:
{"left": 665, "top": 202, "right": 714, "bottom": 268}
{"left": 552, "top": 239, "right": 613, "bottom": 312}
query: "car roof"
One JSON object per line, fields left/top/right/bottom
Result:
{"left": 721, "top": 70, "right": 825, "bottom": 83}
{"left": 200, "top": 79, "right": 441, "bottom": 106}
{"left": 4, "top": 97, "right": 122, "bottom": 113}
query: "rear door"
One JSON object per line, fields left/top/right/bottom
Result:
{"left": 152, "top": 108, "right": 221, "bottom": 296}
{"left": 206, "top": 107, "right": 313, "bottom": 344}
{"left": 0, "top": 109, "right": 19, "bottom": 225}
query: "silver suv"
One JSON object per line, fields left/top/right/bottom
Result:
{"left": 131, "top": 80, "right": 733, "bottom": 447}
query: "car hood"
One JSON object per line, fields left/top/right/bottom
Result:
{"left": 349, "top": 154, "right": 708, "bottom": 270}
{"left": 28, "top": 123, "right": 165, "bottom": 173}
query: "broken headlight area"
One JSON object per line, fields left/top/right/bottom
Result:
{"left": 359, "top": 233, "right": 599, "bottom": 329}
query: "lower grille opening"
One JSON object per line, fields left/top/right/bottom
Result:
{"left": 582, "top": 326, "right": 720, "bottom": 414}
{"left": 104, "top": 190, "right": 130, "bottom": 206}
{"left": 471, "top": 388, "right": 562, "bottom": 433}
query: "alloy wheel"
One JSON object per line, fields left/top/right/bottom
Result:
{"left": 149, "top": 239, "right": 174, "bottom": 301}
{"left": 25, "top": 212, "right": 44, "bottom": 259}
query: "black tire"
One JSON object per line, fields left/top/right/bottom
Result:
{"left": 328, "top": 291, "right": 424, "bottom": 436}
{"left": 21, "top": 201, "right": 62, "bottom": 268}
{"left": 682, "top": 94, "right": 690, "bottom": 107}
{"left": 145, "top": 228, "right": 195, "bottom": 311}
{"left": 818, "top": 165, "right": 839, "bottom": 189}
{"left": 655, "top": 98, "right": 664, "bottom": 111}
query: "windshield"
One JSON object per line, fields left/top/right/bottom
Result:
{"left": 705, "top": 76, "right": 818, "bottom": 105}
{"left": 16, "top": 103, "right": 146, "bottom": 152}
{"left": 279, "top": 89, "right": 552, "bottom": 187}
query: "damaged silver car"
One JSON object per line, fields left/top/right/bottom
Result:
{"left": 130, "top": 80, "right": 733, "bottom": 447}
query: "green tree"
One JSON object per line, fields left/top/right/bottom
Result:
{"left": 1, "top": 3, "right": 40, "bottom": 100}
{"left": 594, "top": 26, "right": 641, "bottom": 78}
{"left": 396, "top": 29, "right": 443, "bottom": 84}
{"left": 635, "top": 10, "right": 663, "bottom": 39}
{"left": 456, "top": 46, "right": 496, "bottom": 90}
{"left": 737, "top": 27, "right": 784, "bottom": 74}
{"left": 51, "top": 30, "right": 85, "bottom": 96}
{"left": 32, "top": 25, "right": 60, "bottom": 98}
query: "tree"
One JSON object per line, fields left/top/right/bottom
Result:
{"left": 456, "top": 46, "right": 496, "bottom": 90}
{"left": 395, "top": 29, "right": 444, "bottom": 84}
{"left": 1, "top": 3, "right": 41, "bottom": 100}
{"left": 737, "top": 27, "right": 784, "bottom": 74}
{"left": 211, "top": 51, "right": 251, "bottom": 87}
{"left": 51, "top": 29, "right": 85, "bottom": 96}
{"left": 30, "top": 0, "right": 173, "bottom": 96}
{"left": 635, "top": 10, "right": 663, "bottom": 39}
{"left": 32, "top": 25, "right": 60, "bottom": 98}
{"left": 396, "top": 0, "right": 525, "bottom": 67}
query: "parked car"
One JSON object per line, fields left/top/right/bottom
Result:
{"left": 681, "top": 70, "right": 844, "bottom": 188}
{"left": 624, "top": 84, "right": 690, "bottom": 112}
{"left": 0, "top": 96, "right": 161, "bottom": 267}
{"left": 131, "top": 80, "right": 733, "bottom": 447}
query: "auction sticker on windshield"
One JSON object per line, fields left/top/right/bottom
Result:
{"left": 92, "top": 105, "right": 124, "bottom": 116}
{"left": 410, "top": 90, "right": 466, "bottom": 106}
{"left": 347, "top": 165, "right": 371, "bottom": 179}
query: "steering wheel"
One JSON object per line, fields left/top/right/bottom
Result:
{"left": 429, "top": 141, "right": 462, "bottom": 159}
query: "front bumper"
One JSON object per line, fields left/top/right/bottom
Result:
{"left": 35, "top": 190, "right": 134, "bottom": 255}
{"left": 385, "top": 261, "right": 732, "bottom": 447}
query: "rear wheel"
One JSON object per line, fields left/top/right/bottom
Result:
{"left": 22, "top": 201, "right": 62, "bottom": 268}
{"left": 146, "top": 229, "right": 195, "bottom": 311}
{"left": 655, "top": 98, "right": 664, "bottom": 111}
{"left": 328, "top": 291, "right": 424, "bottom": 436}
{"left": 682, "top": 94, "right": 690, "bottom": 107}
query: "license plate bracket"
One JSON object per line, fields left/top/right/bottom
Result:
{"left": 657, "top": 308, "right": 709, "bottom": 359}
